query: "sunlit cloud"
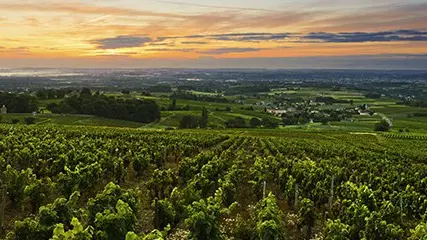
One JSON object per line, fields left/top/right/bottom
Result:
{"left": 198, "top": 48, "right": 267, "bottom": 55}
{"left": 0, "top": 2, "right": 187, "bottom": 18}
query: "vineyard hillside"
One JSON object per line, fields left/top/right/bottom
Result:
{"left": 1, "top": 125, "right": 427, "bottom": 239}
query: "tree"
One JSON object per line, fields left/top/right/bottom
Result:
{"left": 59, "top": 102, "right": 77, "bottom": 114}
{"left": 47, "top": 103, "right": 60, "bottom": 113}
{"left": 24, "top": 117, "right": 36, "bottom": 125}
{"left": 200, "top": 107, "right": 208, "bottom": 128}
{"left": 80, "top": 88, "right": 92, "bottom": 97}
{"left": 375, "top": 119, "right": 391, "bottom": 132}
{"left": 169, "top": 98, "right": 176, "bottom": 111}
{"left": 250, "top": 118, "right": 262, "bottom": 128}
{"left": 225, "top": 117, "right": 246, "bottom": 128}
{"left": 0, "top": 93, "right": 38, "bottom": 113}
{"left": 179, "top": 115, "right": 199, "bottom": 129}
{"left": 262, "top": 118, "right": 278, "bottom": 129}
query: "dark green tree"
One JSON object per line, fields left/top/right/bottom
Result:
{"left": 250, "top": 117, "right": 262, "bottom": 128}
{"left": 179, "top": 115, "right": 199, "bottom": 129}
{"left": 200, "top": 107, "right": 208, "bottom": 128}
{"left": 375, "top": 119, "right": 391, "bottom": 131}
{"left": 80, "top": 88, "right": 92, "bottom": 97}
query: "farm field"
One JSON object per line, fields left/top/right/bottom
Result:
{"left": 0, "top": 113, "right": 144, "bottom": 128}
{"left": 1, "top": 125, "right": 427, "bottom": 239}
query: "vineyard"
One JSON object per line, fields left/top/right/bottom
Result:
{"left": 1, "top": 126, "right": 427, "bottom": 239}
{"left": 382, "top": 132, "right": 427, "bottom": 141}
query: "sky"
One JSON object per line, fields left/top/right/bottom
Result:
{"left": 0, "top": 0, "right": 427, "bottom": 69}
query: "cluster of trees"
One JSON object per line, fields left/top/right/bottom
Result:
{"left": 410, "top": 112, "right": 427, "bottom": 117}
{"left": 179, "top": 107, "right": 208, "bottom": 129}
{"left": 224, "top": 85, "right": 270, "bottom": 95}
{"left": 225, "top": 117, "right": 279, "bottom": 128}
{"left": 314, "top": 96, "right": 351, "bottom": 104}
{"left": 146, "top": 85, "right": 173, "bottom": 93}
{"left": 0, "top": 92, "right": 38, "bottom": 113}
{"left": 0, "top": 116, "right": 22, "bottom": 125}
{"left": 35, "top": 89, "right": 72, "bottom": 99}
{"left": 400, "top": 100, "right": 427, "bottom": 108}
{"left": 365, "top": 92, "right": 382, "bottom": 99}
{"left": 215, "top": 106, "right": 232, "bottom": 112}
{"left": 165, "top": 99, "right": 190, "bottom": 111}
{"left": 47, "top": 88, "right": 160, "bottom": 123}
{"left": 171, "top": 91, "right": 229, "bottom": 103}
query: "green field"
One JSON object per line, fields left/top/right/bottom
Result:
{"left": 3, "top": 87, "right": 427, "bottom": 134}
{"left": 0, "top": 113, "right": 144, "bottom": 128}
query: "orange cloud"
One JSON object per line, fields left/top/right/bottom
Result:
{"left": 1, "top": 0, "right": 427, "bottom": 63}
{"left": 0, "top": 2, "right": 187, "bottom": 18}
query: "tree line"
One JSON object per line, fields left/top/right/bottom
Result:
{"left": 0, "top": 92, "right": 38, "bottom": 113}
{"left": 47, "top": 88, "right": 160, "bottom": 123}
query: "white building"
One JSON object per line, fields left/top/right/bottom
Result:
{"left": 0, "top": 105, "right": 7, "bottom": 114}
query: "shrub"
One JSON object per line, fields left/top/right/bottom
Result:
{"left": 24, "top": 117, "right": 36, "bottom": 125}
{"left": 374, "top": 120, "right": 391, "bottom": 132}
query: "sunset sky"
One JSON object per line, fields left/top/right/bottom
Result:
{"left": 1, "top": 0, "right": 427, "bottom": 68}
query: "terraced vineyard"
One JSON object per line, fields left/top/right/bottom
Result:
{"left": 382, "top": 132, "right": 427, "bottom": 141}
{"left": 1, "top": 126, "right": 427, "bottom": 239}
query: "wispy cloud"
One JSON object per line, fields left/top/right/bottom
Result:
{"left": 305, "top": 3, "right": 427, "bottom": 32}
{"left": 79, "top": 14, "right": 115, "bottom": 26}
{"left": 181, "top": 41, "right": 209, "bottom": 45}
{"left": 188, "top": 33, "right": 291, "bottom": 42}
{"left": 151, "top": 0, "right": 279, "bottom": 12}
{"left": 25, "top": 17, "right": 39, "bottom": 27}
{"left": 303, "top": 30, "right": 427, "bottom": 42}
{"left": 88, "top": 29, "right": 427, "bottom": 53}
{"left": 0, "top": 47, "right": 32, "bottom": 55}
{"left": 156, "top": 30, "right": 427, "bottom": 44}
{"left": 145, "top": 48, "right": 196, "bottom": 52}
{"left": 198, "top": 47, "right": 265, "bottom": 55}
{"left": 0, "top": 3, "right": 187, "bottom": 18}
